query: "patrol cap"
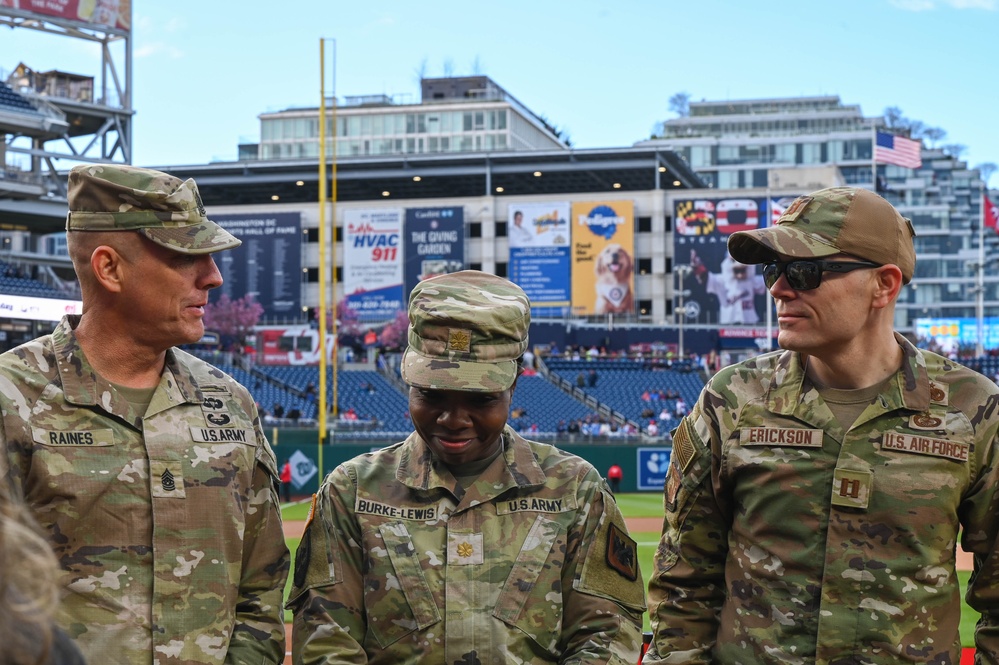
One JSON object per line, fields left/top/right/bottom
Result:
{"left": 401, "top": 270, "right": 530, "bottom": 392}
{"left": 728, "top": 186, "right": 916, "bottom": 283}
{"left": 66, "top": 163, "right": 241, "bottom": 255}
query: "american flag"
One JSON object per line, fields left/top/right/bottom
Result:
{"left": 875, "top": 131, "right": 922, "bottom": 169}
{"left": 985, "top": 192, "right": 998, "bottom": 232}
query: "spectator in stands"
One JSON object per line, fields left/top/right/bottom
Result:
{"left": 0, "top": 164, "right": 288, "bottom": 664}
{"left": 567, "top": 418, "right": 580, "bottom": 442}
{"left": 556, "top": 419, "right": 567, "bottom": 436}
{"left": 587, "top": 369, "right": 598, "bottom": 387}
{"left": 287, "top": 407, "right": 302, "bottom": 422}
{"left": 646, "top": 187, "right": 999, "bottom": 663}
{"left": 273, "top": 402, "right": 285, "bottom": 419}
{"left": 291, "top": 271, "right": 645, "bottom": 663}
{"left": 576, "top": 372, "right": 586, "bottom": 388}
{"left": 646, "top": 420, "right": 659, "bottom": 437}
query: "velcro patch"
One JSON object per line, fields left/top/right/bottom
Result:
{"left": 495, "top": 495, "right": 576, "bottom": 514}
{"left": 606, "top": 523, "right": 638, "bottom": 581}
{"left": 33, "top": 428, "right": 114, "bottom": 447}
{"left": 356, "top": 497, "right": 437, "bottom": 521}
{"left": 190, "top": 427, "right": 252, "bottom": 444}
{"left": 883, "top": 432, "right": 969, "bottom": 462}
{"left": 740, "top": 427, "right": 823, "bottom": 447}
{"left": 447, "top": 328, "right": 471, "bottom": 352}
{"left": 671, "top": 419, "right": 696, "bottom": 473}
{"left": 831, "top": 467, "right": 872, "bottom": 510}
{"left": 778, "top": 195, "right": 812, "bottom": 223}
{"left": 447, "top": 532, "right": 483, "bottom": 565}
{"left": 928, "top": 381, "right": 949, "bottom": 405}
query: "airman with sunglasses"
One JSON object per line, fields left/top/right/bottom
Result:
{"left": 645, "top": 187, "right": 999, "bottom": 664}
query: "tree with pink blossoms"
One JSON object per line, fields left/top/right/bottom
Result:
{"left": 203, "top": 294, "right": 264, "bottom": 348}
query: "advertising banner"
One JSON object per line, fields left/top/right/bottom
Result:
{"left": 637, "top": 447, "right": 672, "bottom": 491}
{"left": 257, "top": 326, "right": 335, "bottom": 366}
{"left": 0, "top": 293, "right": 81, "bottom": 322}
{"left": 211, "top": 213, "right": 302, "bottom": 320}
{"left": 570, "top": 200, "right": 634, "bottom": 316}
{"left": 343, "top": 208, "right": 405, "bottom": 321}
{"left": 915, "top": 317, "right": 999, "bottom": 355}
{"left": 403, "top": 206, "right": 465, "bottom": 294}
{"left": 673, "top": 196, "right": 795, "bottom": 325}
{"left": 508, "top": 202, "right": 571, "bottom": 317}
{"left": 1, "top": 0, "right": 131, "bottom": 32}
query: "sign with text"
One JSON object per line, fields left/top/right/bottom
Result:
{"left": 508, "top": 201, "right": 571, "bottom": 317}
{"left": 404, "top": 206, "right": 465, "bottom": 294}
{"left": 212, "top": 212, "right": 302, "bottom": 319}
{"left": 343, "top": 208, "right": 405, "bottom": 321}
{"left": 637, "top": 447, "right": 672, "bottom": 491}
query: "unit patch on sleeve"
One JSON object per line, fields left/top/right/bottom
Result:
{"left": 605, "top": 522, "right": 638, "bottom": 581}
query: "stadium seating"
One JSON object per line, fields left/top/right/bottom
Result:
{"left": 545, "top": 357, "right": 705, "bottom": 427}
{"left": 0, "top": 81, "right": 39, "bottom": 114}
{"left": 0, "top": 261, "right": 66, "bottom": 298}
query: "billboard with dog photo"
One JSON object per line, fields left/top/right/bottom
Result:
{"left": 570, "top": 200, "right": 634, "bottom": 316}
{"left": 508, "top": 202, "right": 571, "bottom": 317}
{"left": 673, "top": 196, "right": 795, "bottom": 325}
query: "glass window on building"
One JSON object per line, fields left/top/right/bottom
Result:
{"left": 690, "top": 146, "right": 711, "bottom": 168}
{"left": 774, "top": 143, "right": 795, "bottom": 164}
{"left": 496, "top": 110, "right": 507, "bottom": 130}
{"left": 474, "top": 112, "right": 485, "bottom": 130}
{"left": 801, "top": 143, "right": 823, "bottom": 164}
{"left": 347, "top": 116, "right": 361, "bottom": 137}
{"left": 717, "top": 170, "right": 740, "bottom": 189}
{"left": 463, "top": 112, "right": 473, "bottom": 131}
{"left": 718, "top": 145, "right": 739, "bottom": 166}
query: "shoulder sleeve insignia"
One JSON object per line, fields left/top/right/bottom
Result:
{"left": 606, "top": 522, "right": 638, "bottom": 581}
{"left": 672, "top": 418, "right": 696, "bottom": 473}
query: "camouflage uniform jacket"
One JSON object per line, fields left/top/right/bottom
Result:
{"left": 645, "top": 334, "right": 999, "bottom": 664}
{"left": 0, "top": 316, "right": 289, "bottom": 665}
{"left": 290, "top": 426, "right": 647, "bottom": 664}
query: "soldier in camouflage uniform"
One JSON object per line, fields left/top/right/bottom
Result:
{"left": 645, "top": 187, "right": 999, "bottom": 664}
{"left": 290, "top": 271, "right": 646, "bottom": 664}
{"left": 0, "top": 164, "right": 289, "bottom": 664}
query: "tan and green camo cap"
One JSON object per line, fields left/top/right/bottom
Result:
{"left": 66, "top": 163, "right": 240, "bottom": 254}
{"left": 728, "top": 186, "right": 916, "bottom": 283}
{"left": 401, "top": 270, "right": 530, "bottom": 392}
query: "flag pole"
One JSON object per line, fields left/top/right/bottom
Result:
{"left": 871, "top": 125, "right": 878, "bottom": 191}
{"left": 765, "top": 174, "right": 773, "bottom": 351}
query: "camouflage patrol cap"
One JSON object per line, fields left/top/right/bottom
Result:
{"left": 66, "top": 163, "right": 240, "bottom": 254}
{"left": 728, "top": 186, "right": 916, "bottom": 283}
{"left": 401, "top": 270, "right": 530, "bottom": 392}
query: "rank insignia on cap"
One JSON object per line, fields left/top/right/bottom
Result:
{"left": 447, "top": 328, "right": 471, "bottom": 352}
{"left": 606, "top": 523, "right": 638, "bottom": 581}
{"left": 778, "top": 196, "right": 813, "bottom": 224}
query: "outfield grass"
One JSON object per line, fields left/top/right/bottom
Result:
{"left": 281, "top": 494, "right": 978, "bottom": 647}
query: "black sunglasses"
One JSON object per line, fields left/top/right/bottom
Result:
{"left": 762, "top": 259, "right": 882, "bottom": 291}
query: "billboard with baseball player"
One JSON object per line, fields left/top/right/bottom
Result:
{"left": 674, "top": 196, "right": 794, "bottom": 325}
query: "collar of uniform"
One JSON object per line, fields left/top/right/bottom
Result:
{"left": 765, "top": 332, "right": 930, "bottom": 415}
{"left": 53, "top": 315, "right": 202, "bottom": 417}
{"left": 397, "top": 427, "right": 547, "bottom": 492}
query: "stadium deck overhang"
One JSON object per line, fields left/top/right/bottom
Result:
{"left": 0, "top": 147, "right": 705, "bottom": 233}
{"left": 158, "top": 147, "right": 705, "bottom": 206}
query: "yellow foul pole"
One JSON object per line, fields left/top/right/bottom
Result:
{"left": 317, "top": 39, "right": 328, "bottom": 475}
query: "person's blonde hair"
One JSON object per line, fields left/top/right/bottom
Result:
{"left": 0, "top": 490, "right": 60, "bottom": 665}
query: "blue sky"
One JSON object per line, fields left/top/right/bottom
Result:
{"left": 2, "top": 0, "right": 996, "bottom": 185}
